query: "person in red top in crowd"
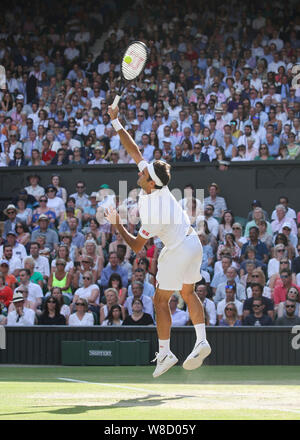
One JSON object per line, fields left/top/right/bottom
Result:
{"left": 41, "top": 139, "right": 56, "bottom": 165}
{"left": 0, "top": 260, "right": 17, "bottom": 290}
{"left": 273, "top": 268, "right": 300, "bottom": 305}
{"left": 0, "top": 273, "right": 13, "bottom": 307}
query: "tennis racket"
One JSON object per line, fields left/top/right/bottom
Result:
{"left": 111, "top": 41, "right": 148, "bottom": 109}
{"left": 0, "top": 65, "right": 6, "bottom": 90}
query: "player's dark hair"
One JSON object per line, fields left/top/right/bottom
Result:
{"left": 152, "top": 160, "right": 171, "bottom": 188}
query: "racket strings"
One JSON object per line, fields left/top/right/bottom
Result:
{"left": 122, "top": 43, "right": 147, "bottom": 81}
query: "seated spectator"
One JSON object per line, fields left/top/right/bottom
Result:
{"left": 48, "top": 259, "right": 73, "bottom": 300}
{"left": 217, "top": 284, "right": 243, "bottom": 323}
{"left": 214, "top": 267, "right": 246, "bottom": 304}
{"left": 218, "top": 210, "right": 234, "bottom": 242}
{"left": 15, "top": 222, "right": 31, "bottom": 248}
{"left": 116, "top": 244, "right": 132, "bottom": 282}
{"left": 192, "top": 283, "right": 216, "bottom": 326}
{"left": 29, "top": 242, "right": 50, "bottom": 284}
{"left": 219, "top": 302, "right": 242, "bottom": 327}
{"left": 100, "top": 287, "right": 125, "bottom": 325}
{"left": 257, "top": 220, "right": 273, "bottom": 249}
{"left": 107, "top": 273, "right": 127, "bottom": 306}
{"left": 241, "top": 226, "right": 269, "bottom": 265}
{"left": 31, "top": 214, "right": 59, "bottom": 252}
{"left": 51, "top": 244, "right": 74, "bottom": 274}
{"left": 0, "top": 302, "right": 6, "bottom": 325}
{"left": 271, "top": 204, "right": 297, "bottom": 236}
{"left": 3, "top": 204, "right": 23, "bottom": 240}
{"left": 244, "top": 207, "right": 272, "bottom": 239}
{"left": 273, "top": 269, "right": 300, "bottom": 306}
{"left": 247, "top": 200, "right": 269, "bottom": 223}
{"left": 169, "top": 294, "right": 188, "bottom": 326}
{"left": 246, "top": 268, "right": 271, "bottom": 299}
{"left": 276, "top": 287, "right": 300, "bottom": 319}
{"left": 122, "top": 298, "right": 154, "bottom": 326}
{"left": 109, "top": 230, "right": 131, "bottom": 261}
{"left": 211, "top": 256, "right": 234, "bottom": 293}
{"left": 124, "top": 280, "right": 154, "bottom": 318}
{"left": 81, "top": 239, "right": 104, "bottom": 281}
{"left": 72, "top": 270, "right": 100, "bottom": 314}
{"left": 24, "top": 174, "right": 45, "bottom": 201}
{"left": 292, "top": 243, "right": 300, "bottom": 277}
{"left": 204, "top": 204, "right": 219, "bottom": 238}
{"left": 199, "top": 233, "right": 214, "bottom": 273}
{"left": 135, "top": 257, "right": 155, "bottom": 286}
{"left": 44, "top": 184, "right": 66, "bottom": 221}
{"left": 15, "top": 199, "right": 32, "bottom": 227}
{"left": 0, "top": 231, "right": 27, "bottom": 264}
{"left": 128, "top": 268, "right": 155, "bottom": 299}
{"left": 204, "top": 182, "right": 227, "bottom": 219}
{"left": 49, "top": 286, "right": 71, "bottom": 322}
{"left": 240, "top": 260, "right": 257, "bottom": 288}
{"left": 243, "top": 298, "right": 273, "bottom": 326}
{"left": 0, "top": 260, "right": 17, "bottom": 290}
{"left": 68, "top": 298, "right": 94, "bottom": 326}
{"left": 268, "top": 244, "right": 290, "bottom": 279}
{"left": 72, "top": 255, "right": 97, "bottom": 288}
{"left": 50, "top": 174, "right": 67, "bottom": 203}
{"left": 232, "top": 222, "right": 248, "bottom": 249}
{"left": 273, "top": 233, "right": 295, "bottom": 261}
{"left": 100, "top": 251, "right": 128, "bottom": 289}
{"left": 243, "top": 283, "right": 274, "bottom": 321}
{"left": 0, "top": 244, "right": 22, "bottom": 277}
{"left": 16, "top": 268, "right": 43, "bottom": 311}
{"left": 272, "top": 196, "right": 296, "bottom": 222}
{"left": 0, "top": 273, "right": 13, "bottom": 308}
{"left": 23, "top": 257, "right": 43, "bottom": 289}
{"left": 275, "top": 300, "right": 300, "bottom": 326}
{"left": 31, "top": 196, "right": 56, "bottom": 229}
{"left": 217, "top": 233, "right": 241, "bottom": 264}
{"left": 102, "top": 304, "right": 123, "bottom": 326}
{"left": 37, "top": 296, "right": 66, "bottom": 325}
{"left": 7, "top": 291, "right": 36, "bottom": 326}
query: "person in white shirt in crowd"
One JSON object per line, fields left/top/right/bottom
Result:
{"left": 214, "top": 267, "right": 246, "bottom": 304}
{"left": 14, "top": 268, "right": 43, "bottom": 311}
{"left": 29, "top": 242, "right": 50, "bottom": 283}
{"left": 203, "top": 204, "right": 219, "bottom": 238}
{"left": 68, "top": 298, "right": 94, "bottom": 326}
{"left": 70, "top": 180, "right": 90, "bottom": 211}
{"left": 24, "top": 173, "right": 45, "bottom": 200}
{"left": 139, "top": 134, "right": 155, "bottom": 162}
{"left": 0, "top": 231, "right": 27, "bottom": 263}
{"left": 88, "top": 146, "right": 109, "bottom": 164}
{"left": 169, "top": 294, "right": 188, "bottom": 326}
{"left": 0, "top": 246, "right": 22, "bottom": 276}
{"left": 45, "top": 185, "right": 66, "bottom": 220}
{"left": 271, "top": 204, "right": 297, "bottom": 236}
{"left": 271, "top": 196, "right": 296, "bottom": 221}
{"left": 204, "top": 182, "right": 227, "bottom": 218}
{"left": 124, "top": 281, "right": 154, "bottom": 319}
{"left": 72, "top": 270, "right": 100, "bottom": 313}
{"left": 217, "top": 284, "right": 243, "bottom": 323}
{"left": 193, "top": 283, "right": 217, "bottom": 326}
{"left": 7, "top": 291, "right": 36, "bottom": 326}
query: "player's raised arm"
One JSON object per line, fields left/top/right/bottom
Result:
{"left": 108, "top": 104, "right": 144, "bottom": 165}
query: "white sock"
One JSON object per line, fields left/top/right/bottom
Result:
{"left": 158, "top": 339, "right": 171, "bottom": 356}
{"left": 195, "top": 323, "right": 206, "bottom": 344}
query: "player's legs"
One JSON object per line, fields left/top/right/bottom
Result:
{"left": 152, "top": 286, "right": 178, "bottom": 378}
{"left": 180, "top": 283, "right": 205, "bottom": 325}
{"left": 180, "top": 283, "right": 211, "bottom": 370}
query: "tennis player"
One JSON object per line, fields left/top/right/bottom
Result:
{"left": 104, "top": 105, "right": 211, "bottom": 377}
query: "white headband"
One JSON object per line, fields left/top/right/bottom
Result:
{"left": 138, "top": 160, "right": 163, "bottom": 187}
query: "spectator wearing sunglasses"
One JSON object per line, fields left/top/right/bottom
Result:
{"left": 219, "top": 302, "right": 242, "bottom": 327}
{"left": 276, "top": 287, "right": 300, "bottom": 319}
{"left": 273, "top": 269, "right": 300, "bottom": 305}
{"left": 243, "top": 298, "right": 273, "bottom": 326}
{"left": 68, "top": 298, "right": 94, "bottom": 326}
{"left": 275, "top": 300, "right": 300, "bottom": 326}
{"left": 217, "top": 284, "right": 243, "bottom": 324}
{"left": 72, "top": 270, "right": 100, "bottom": 314}
{"left": 267, "top": 245, "right": 289, "bottom": 279}
{"left": 243, "top": 283, "right": 274, "bottom": 321}
{"left": 37, "top": 296, "right": 66, "bottom": 325}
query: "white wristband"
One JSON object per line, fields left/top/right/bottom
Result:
{"left": 111, "top": 118, "right": 123, "bottom": 132}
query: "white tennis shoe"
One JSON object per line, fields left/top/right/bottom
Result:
{"left": 152, "top": 352, "right": 178, "bottom": 378}
{"left": 182, "top": 340, "right": 211, "bottom": 371}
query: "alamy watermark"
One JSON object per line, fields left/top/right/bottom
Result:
{"left": 291, "top": 325, "right": 300, "bottom": 350}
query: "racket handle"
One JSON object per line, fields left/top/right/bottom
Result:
{"left": 112, "top": 95, "right": 121, "bottom": 110}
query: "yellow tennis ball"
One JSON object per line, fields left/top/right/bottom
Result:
{"left": 124, "top": 55, "right": 132, "bottom": 64}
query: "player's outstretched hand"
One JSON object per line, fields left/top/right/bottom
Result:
{"left": 108, "top": 105, "right": 119, "bottom": 121}
{"left": 104, "top": 206, "right": 120, "bottom": 225}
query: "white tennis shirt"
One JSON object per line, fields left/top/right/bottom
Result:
{"left": 138, "top": 186, "right": 191, "bottom": 251}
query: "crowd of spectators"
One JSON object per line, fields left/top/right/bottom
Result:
{"left": 1, "top": 176, "right": 300, "bottom": 328}
{"left": 0, "top": 0, "right": 299, "bottom": 168}
{"left": 1, "top": 0, "right": 300, "bottom": 327}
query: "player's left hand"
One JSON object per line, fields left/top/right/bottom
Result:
{"left": 104, "top": 206, "right": 120, "bottom": 225}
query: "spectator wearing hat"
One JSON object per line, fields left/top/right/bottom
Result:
{"left": 3, "top": 204, "right": 23, "bottom": 239}
{"left": 204, "top": 183, "right": 227, "bottom": 219}
{"left": 24, "top": 173, "right": 45, "bottom": 200}
{"left": 7, "top": 291, "right": 36, "bottom": 326}
{"left": 31, "top": 214, "right": 59, "bottom": 252}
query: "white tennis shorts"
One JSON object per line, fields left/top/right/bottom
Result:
{"left": 156, "top": 232, "right": 203, "bottom": 291}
